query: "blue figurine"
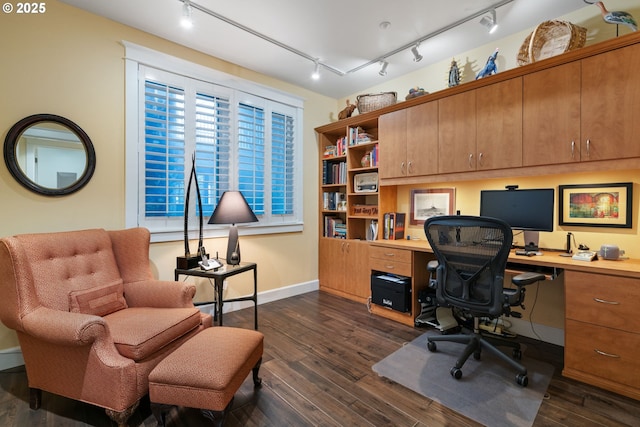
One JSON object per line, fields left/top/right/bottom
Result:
{"left": 595, "top": 1, "right": 637, "bottom": 33}
{"left": 475, "top": 48, "right": 499, "bottom": 80}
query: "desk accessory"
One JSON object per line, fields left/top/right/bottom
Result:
{"left": 208, "top": 191, "right": 258, "bottom": 266}
{"left": 572, "top": 251, "right": 597, "bottom": 261}
{"left": 599, "top": 244, "right": 625, "bottom": 260}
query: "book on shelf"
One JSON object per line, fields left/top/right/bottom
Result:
{"left": 323, "top": 192, "right": 346, "bottom": 211}
{"left": 366, "top": 220, "right": 378, "bottom": 241}
{"left": 322, "top": 160, "right": 346, "bottom": 185}
{"left": 324, "top": 216, "right": 346, "bottom": 239}
{"left": 348, "top": 126, "right": 373, "bottom": 146}
{"left": 383, "top": 212, "right": 406, "bottom": 240}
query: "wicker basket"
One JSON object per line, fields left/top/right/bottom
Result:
{"left": 517, "top": 20, "right": 587, "bottom": 66}
{"left": 356, "top": 92, "right": 397, "bottom": 113}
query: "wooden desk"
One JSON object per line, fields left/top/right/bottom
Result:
{"left": 175, "top": 262, "right": 258, "bottom": 330}
{"left": 370, "top": 239, "right": 640, "bottom": 401}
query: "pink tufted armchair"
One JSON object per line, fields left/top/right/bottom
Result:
{"left": 0, "top": 227, "right": 212, "bottom": 426}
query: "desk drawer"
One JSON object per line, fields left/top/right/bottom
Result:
{"left": 565, "top": 319, "right": 640, "bottom": 388}
{"left": 565, "top": 271, "right": 640, "bottom": 331}
{"left": 370, "top": 246, "right": 412, "bottom": 263}
{"left": 370, "top": 257, "right": 412, "bottom": 277}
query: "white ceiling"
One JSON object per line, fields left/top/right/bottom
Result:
{"left": 60, "top": 0, "right": 590, "bottom": 98}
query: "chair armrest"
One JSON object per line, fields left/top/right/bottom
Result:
{"left": 21, "top": 306, "right": 109, "bottom": 346}
{"left": 124, "top": 280, "right": 196, "bottom": 308}
{"left": 512, "top": 272, "right": 545, "bottom": 287}
{"left": 427, "top": 260, "right": 439, "bottom": 272}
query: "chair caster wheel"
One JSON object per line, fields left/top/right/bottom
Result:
{"left": 516, "top": 373, "right": 528, "bottom": 387}
{"left": 450, "top": 367, "right": 462, "bottom": 379}
{"left": 427, "top": 341, "right": 437, "bottom": 352}
{"left": 512, "top": 348, "right": 522, "bottom": 360}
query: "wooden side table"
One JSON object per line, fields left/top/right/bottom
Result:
{"left": 175, "top": 261, "right": 258, "bottom": 330}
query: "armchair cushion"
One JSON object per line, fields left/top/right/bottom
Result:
{"left": 69, "top": 279, "right": 128, "bottom": 316}
{"left": 105, "top": 307, "right": 202, "bottom": 361}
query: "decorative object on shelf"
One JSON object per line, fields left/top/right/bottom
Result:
{"left": 475, "top": 48, "right": 499, "bottom": 80}
{"left": 208, "top": 191, "right": 259, "bottom": 265}
{"left": 448, "top": 58, "right": 461, "bottom": 87}
{"left": 410, "top": 188, "right": 456, "bottom": 225}
{"left": 338, "top": 99, "right": 357, "bottom": 120}
{"left": 405, "top": 87, "right": 427, "bottom": 100}
{"left": 356, "top": 92, "right": 397, "bottom": 113}
{"left": 517, "top": 20, "right": 587, "bottom": 66}
{"left": 354, "top": 172, "right": 378, "bottom": 193}
{"left": 593, "top": 1, "right": 637, "bottom": 33}
{"left": 559, "top": 182, "right": 633, "bottom": 228}
{"left": 177, "top": 153, "right": 205, "bottom": 269}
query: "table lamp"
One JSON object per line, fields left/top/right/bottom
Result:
{"left": 208, "top": 191, "right": 258, "bottom": 265}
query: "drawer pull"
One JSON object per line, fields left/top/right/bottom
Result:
{"left": 593, "top": 298, "right": 620, "bottom": 305}
{"left": 594, "top": 349, "right": 620, "bottom": 358}
{"left": 385, "top": 265, "right": 394, "bottom": 269}
{"left": 384, "top": 253, "right": 395, "bottom": 257}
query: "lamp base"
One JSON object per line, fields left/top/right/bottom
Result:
{"left": 226, "top": 225, "right": 241, "bottom": 266}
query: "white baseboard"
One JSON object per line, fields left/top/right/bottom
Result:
{"left": 0, "top": 347, "right": 24, "bottom": 371}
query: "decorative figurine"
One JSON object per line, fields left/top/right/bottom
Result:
{"left": 405, "top": 87, "right": 427, "bottom": 100}
{"left": 594, "top": 1, "right": 637, "bottom": 33}
{"left": 475, "top": 48, "right": 499, "bottom": 80}
{"left": 338, "top": 99, "right": 357, "bottom": 120}
{"left": 448, "top": 58, "right": 461, "bottom": 87}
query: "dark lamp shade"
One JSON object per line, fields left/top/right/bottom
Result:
{"left": 208, "top": 191, "right": 258, "bottom": 225}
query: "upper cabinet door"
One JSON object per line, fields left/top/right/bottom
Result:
{"left": 439, "top": 90, "right": 476, "bottom": 173}
{"left": 476, "top": 77, "right": 523, "bottom": 170}
{"left": 406, "top": 101, "right": 438, "bottom": 176}
{"left": 581, "top": 43, "right": 640, "bottom": 161}
{"left": 378, "top": 109, "right": 407, "bottom": 179}
{"left": 523, "top": 62, "right": 582, "bottom": 166}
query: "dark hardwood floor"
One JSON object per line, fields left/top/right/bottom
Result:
{"left": 1, "top": 290, "right": 639, "bottom": 426}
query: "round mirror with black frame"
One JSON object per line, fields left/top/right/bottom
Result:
{"left": 3, "top": 114, "right": 96, "bottom": 196}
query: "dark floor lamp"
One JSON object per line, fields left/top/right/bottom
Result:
{"left": 208, "top": 191, "right": 258, "bottom": 265}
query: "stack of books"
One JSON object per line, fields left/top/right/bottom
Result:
{"left": 383, "top": 212, "right": 406, "bottom": 240}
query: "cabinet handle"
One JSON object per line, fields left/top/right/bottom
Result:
{"left": 586, "top": 139, "right": 591, "bottom": 158}
{"left": 478, "top": 152, "right": 483, "bottom": 166}
{"left": 593, "top": 297, "right": 620, "bottom": 305}
{"left": 345, "top": 242, "right": 350, "bottom": 254}
{"left": 401, "top": 161, "right": 405, "bottom": 175}
{"left": 407, "top": 161, "right": 413, "bottom": 174}
{"left": 571, "top": 141, "right": 575, "bottom": 159}
{"left": 594, "top": 349, "right": 621, "bottom": 358}
{"left": 384, "top": 253, "right": 395, "bottom": 257}
{"left": 341, "top": 242, "right": 346, "bottom": 252}
{"left": 468, "top": 153, "right": 473, "bottom": 168}
{"left": 385, "top": 264, "right": 395, "bottom": 269}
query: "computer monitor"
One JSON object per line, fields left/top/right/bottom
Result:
{"left": 479, "top": 188, "right": 554, "bottom": 251}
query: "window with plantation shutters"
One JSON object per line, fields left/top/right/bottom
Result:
{"left": 125, "top": 43, "right": 303, "bottom": 241}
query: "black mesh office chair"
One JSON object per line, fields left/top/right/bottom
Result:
{"left": 423, "top": 215, "right": 545, "bottom": 386}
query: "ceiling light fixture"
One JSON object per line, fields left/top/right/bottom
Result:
{"left": 379, "top": 61, "right": 389, "bottom": 76}
{"left": 311, "top": 61, "right": 320, "bottom": 80}
{"left": 179, "top": 0, "right": 513, "bottom": 77}
{"left": 411, "top": 44, "right": 423, "bottom": 62}
{"left": 480, "top": 9, "right": 498, "bottom": 34}
{"left": 180, "top": 1, "right": 193, "bottom": 29}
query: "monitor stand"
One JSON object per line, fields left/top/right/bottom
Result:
{"left": 523, "top": 230, "right": 539, "bottom": 252}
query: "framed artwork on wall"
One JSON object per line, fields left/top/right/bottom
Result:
{"left": 558, "top": 182, "right": 633, "bottom": 228}
{"left": 410, "top": 188, "right": 455, "bottom": 225}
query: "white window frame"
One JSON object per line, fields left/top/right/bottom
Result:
{"left": 123, "top": 41, "right": 304, "bottom": 243}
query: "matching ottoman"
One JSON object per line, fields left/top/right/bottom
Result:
{"left": 149, "top": 327, "right": 264, "bottom": 426}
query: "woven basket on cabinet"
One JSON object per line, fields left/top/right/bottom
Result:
{"left": 517, "top": 20, "right": 587, "bottom": 66}
{"left": 356, "top": 92, "right": 397, "bottom": 113}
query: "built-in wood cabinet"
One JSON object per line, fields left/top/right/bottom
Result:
{"left": 438, "top": 78, "right": 522, "bottom": 174}
{"left": 524, "top": 43, "right": 640, "bottom": 166}
{"left": 564, "top": 270, "right": 640, "bottom": 400}
{"left": 379, "top": 101, "right": 438, "bottom": 179}
{"left": 319, "top": 238, "right": 370, "bottom": 300}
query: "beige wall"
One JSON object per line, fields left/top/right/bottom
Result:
{"left": 0, "top": 1, "right": 335, "bottom": 350}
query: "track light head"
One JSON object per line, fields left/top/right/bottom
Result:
{"left": 480, "top": 9, "right": 498, "bottom": 34}
{"left": 311, "top": 62, "right": 320, "bottom": 80}
{"left": 411, "top": 45, "right": 423, "bottom": 62}
{"left": 379, "top": 60, "right": 388, "bottom": 76}
{"left": 181, "top": 1, "right": 193, "bottom": 29}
